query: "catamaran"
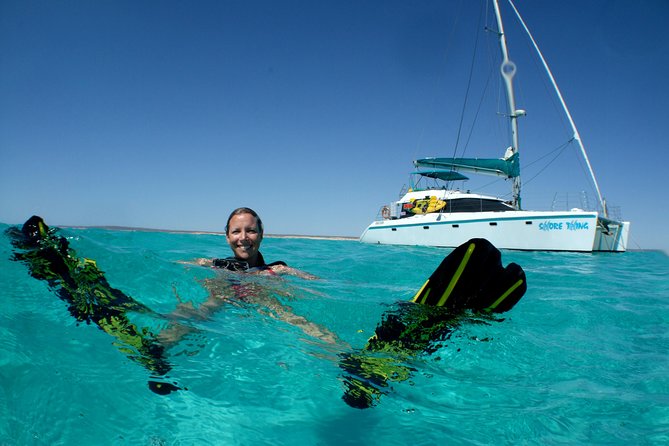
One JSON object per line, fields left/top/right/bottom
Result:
{"left": 360, "top": 0, "right": 630, "bottom": 252}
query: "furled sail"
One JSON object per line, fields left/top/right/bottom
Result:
{"left": 415, "top": 152, "right": 520, "bottom": 179}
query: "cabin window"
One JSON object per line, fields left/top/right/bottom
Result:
{"left": 452, "top": 224, "right": 459, "bottom": 228}
{"left": 391, "top": 228, "right": 397, "bottom": 231}
{"left": 489, "top": 222, "right": 498, "bottom": 226}
{"left": 445, "top": 198, "right": 515, "bottom": 213}
{"left": 423, "top": 226, "right": 429, "bottom": 230}
{"left": 525, "top": 221, "right": 533, "bottom": 225}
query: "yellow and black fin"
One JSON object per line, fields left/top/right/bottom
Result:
{"left": 412, "top": 238, "right": 516, "bottom": 311}
{"left": 7, "top": 215, "right": 182, "bottom": 395}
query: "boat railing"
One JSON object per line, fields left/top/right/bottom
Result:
{"left": 398, "top": 184, "right": 408, "bottom": 199}
{"left": 606, "top": 205, "right": 623, "bottom": 222}
{"left": 551, "top": 191, "right": 598, "bottom": 212}
{"left": 579, "top": 191, "right": 593, "bottom": 213}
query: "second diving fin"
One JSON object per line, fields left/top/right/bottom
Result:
{"left": 411, "top": 238, "right": 526, "bottom": 312}
{"left": 341, "top": 238, "right": 527, "bottom": 409}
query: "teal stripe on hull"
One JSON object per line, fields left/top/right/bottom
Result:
{"left": 367, "top": 213, "right": 597, "bottom": 231}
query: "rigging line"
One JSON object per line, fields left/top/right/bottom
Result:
{"left": 522, "top": 141, "right": 571, "bottom": 187}
{"left": 478, "top": 177, "right": 513, "bottom": 199}
{"left": 452, "top": 1, "right": 486, "bottom": 159}
{"left": 412, "top": 0, "right": 467, "bottom": 160}
{"left": 505, "top": 0, "right": 606, "bottom": 215}
{"left": 569, "top": 141, "right": 600, "bottom": 206}
{"left": 463, "top": 52, "right": 495, "bottom": 156}
{"left": 510, "top": 5, "right": 571, "bottom": 141}
{"left": 522, "top": 138, "right": 600, "bottom": 211}
{"left": 523, "top": 139, "right": 572, "bottom": 169}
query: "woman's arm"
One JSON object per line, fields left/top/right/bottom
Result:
{"left": 177, "top": 258, "right": 214, "bottom": 267}
{"left": 268, "top": 264, "right": 319, "bottom": 280}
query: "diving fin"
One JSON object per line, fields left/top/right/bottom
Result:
{"left": 7, "top": 216, "right": 181, "bottom": 394}
{"left": 341, "top": 238, "right": 527, "bottom": 409}
{"left": 411, "top": 238, "right": 526, "bottom": 312}
{"left": 474, "top": 262, "right": 526, "bottom": 312}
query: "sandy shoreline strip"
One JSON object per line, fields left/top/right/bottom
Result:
{"left": 64, "top": 225, "right": 358, "bottom": 241}
{"left": 266, "top": 234, "right": 358, "bottom": 241}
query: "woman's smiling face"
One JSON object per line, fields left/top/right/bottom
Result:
{"left": 225, "top": 212, "right": 263, "bottom": 266}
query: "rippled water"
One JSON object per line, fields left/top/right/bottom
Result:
{"left": 1, "top": 223, "right": 668, "bottom": 445}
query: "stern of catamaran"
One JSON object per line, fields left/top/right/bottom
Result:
{"left": 593, "top": 216, "right": 630, "bottom": 252}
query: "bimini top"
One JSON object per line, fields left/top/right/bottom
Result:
{"left": 413, "top": 169, "right": 469, "bottom": 181}
{"left": 415, "top": 153, "right": 520, "bottom": 179}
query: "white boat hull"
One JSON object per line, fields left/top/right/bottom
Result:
{"left": 360, "top": 210, "right": 629, "bottom": 252}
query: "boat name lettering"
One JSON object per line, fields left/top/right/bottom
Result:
{"left": 539, "top": 220, "right": 589, "bottom": 231}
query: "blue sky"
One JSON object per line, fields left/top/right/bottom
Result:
{"left": 2, "top": 0, "right": 668, "bottom": 252}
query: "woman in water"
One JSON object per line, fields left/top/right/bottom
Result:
{"left": 190, "top": 207, "right": 315, "bottom": 279}
{"left": 9, "top": 212, "right": 340, "bottom": 395}
{"left": 170, "top": 207, "right": 338, "bottom": 344}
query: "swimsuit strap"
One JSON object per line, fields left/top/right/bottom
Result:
{"left": 212, "top": 257, "right": 251, "bottom": 271}
{"left": 212, "top": 252, "right": 287, "bottom": 272}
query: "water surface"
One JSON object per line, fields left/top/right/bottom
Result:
{"left": 1, "top": 223, "right": 667, "bottom": 445}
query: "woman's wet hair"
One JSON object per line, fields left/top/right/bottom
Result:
{"left": 225, "top": 207, "right": 263, "bottom": 235}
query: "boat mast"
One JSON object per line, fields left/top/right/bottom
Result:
{"left": 492, "top": 0, "right": 524, "bottom": 210}
{"left": 505, "top": 0, "right": 608, "bottom": 217}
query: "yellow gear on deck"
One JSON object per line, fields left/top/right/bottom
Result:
{"left": 409, "top": 196, "right": 446, "bottom": 214}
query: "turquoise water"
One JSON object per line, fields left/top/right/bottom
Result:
{"left": 1, "top": 222, "right": 668, "bottom": 445}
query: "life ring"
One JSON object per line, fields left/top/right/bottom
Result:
{"left": 381, "top": 206, "right": 391, "bottom": 219}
